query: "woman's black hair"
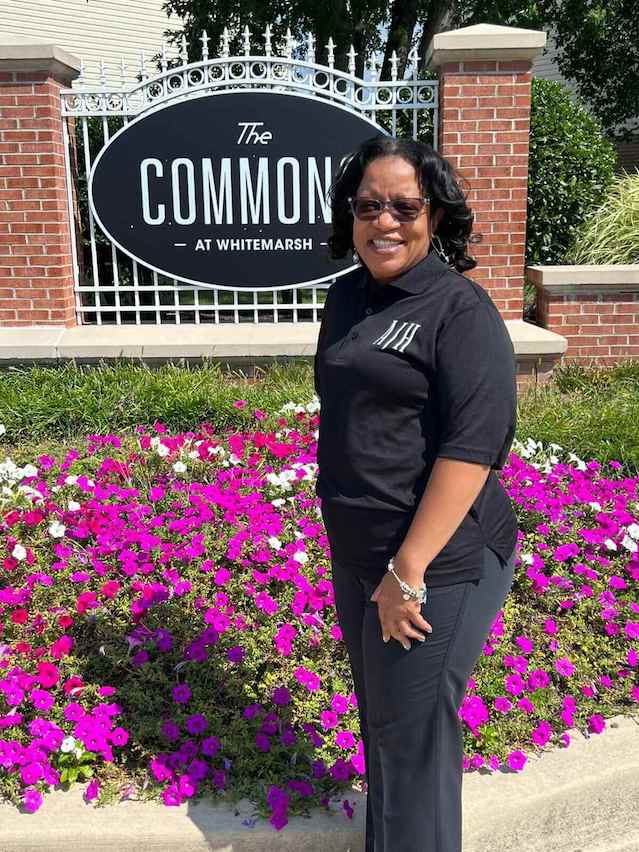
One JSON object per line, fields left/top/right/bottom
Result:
{"left": 328, "top": 136, "right": 480, "bottom": 273}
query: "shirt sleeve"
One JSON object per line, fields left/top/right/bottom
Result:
{"left": 434, "top": 301, "right": 517, "bottom": 470}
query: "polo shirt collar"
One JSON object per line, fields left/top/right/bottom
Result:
{"left": 357, "top": 248, "right": 450, "bottom": 295}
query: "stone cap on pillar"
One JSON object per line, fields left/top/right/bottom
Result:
{"left": 426, "top": 23, "right": 546, "bottom": 67}
{"left": 0, "top": 42, "right": 81, "bottom": 84}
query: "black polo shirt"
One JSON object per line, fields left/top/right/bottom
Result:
{"left": 314, "top": 248, "right": 518, "bottom": 588}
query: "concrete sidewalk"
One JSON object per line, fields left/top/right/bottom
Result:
{"left": 1, "top": 714, "right": 637, "bottom": 852}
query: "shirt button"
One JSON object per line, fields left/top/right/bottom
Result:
{"left": 364, "top": 307, "right": 373, "bottom": 316}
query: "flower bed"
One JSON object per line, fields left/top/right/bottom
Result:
{"left": 0, "top": 404, "right": 638, "bottom": 829}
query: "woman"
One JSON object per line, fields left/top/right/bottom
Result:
{"left": 313, "top": 137, "right": 518, "bottom": 852}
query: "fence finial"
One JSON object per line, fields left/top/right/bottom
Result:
{"left": 120, "top": 56, "right": 127, "bottom": 87}
{"left": 139, "top": 50, "right": 148, "bottom": 81}
{"left": 77, "top": 57, "right": 85, "bottom": 86}
{"left": 408, "top": 46, "right": 419, "bottom": 79}
{"left": 264, "top": 24, "right": 273, "bottom": 57}
{"left": 326, "top": 37, "right": 335, "bottom": 69}
{"left": 390, "top": 50, "right": 398, "bottom": 81}
{"left": 221, "top": 27, "right": 230, "bottom": 58}
{"left": 243, "top": 25, "right": 251, "bottom": 56}
{"left": 367, "top": 53, "right": 378, "bottom": 84}
{"left": 160, "top": 40, "right": 168, "bottom": 73}
{"left": 180, "top": 34, "right": 188, "bottom": 65}
{"left": 306, "top": 32, "right": 315, "bottom": 64}
{"left": 348, "top": 44, "right": 357, "bottom": 76}
{"left": 200, "top": 30, "right": 210, "bottom": 61}
{"left": 285, "top": 28, "right": 294, "bottom": 60}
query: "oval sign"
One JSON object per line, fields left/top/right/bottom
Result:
{"left": 89, "top": 90, "right": 386, "bottom": 290}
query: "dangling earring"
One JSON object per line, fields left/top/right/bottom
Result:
{"left": 431, "top": 234, "right": 450, "bottom": 265}
{"left": 352, "top": 248, "right": 360, "bottom": 264}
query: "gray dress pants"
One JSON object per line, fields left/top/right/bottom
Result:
{"left": 330, "top": 545, "right": 516, "bottom": 852}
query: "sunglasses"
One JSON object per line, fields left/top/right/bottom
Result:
{"left": 347, "top": 196, "right": 431, "bottom": 223}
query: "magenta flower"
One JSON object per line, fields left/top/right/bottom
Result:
{"left": 515, "top": 635, "right": 534, "bottom": 654}
{"left": 320, "top": 710, "right": 338, "bottom": 730}
{"left": 272, "top": 687, "right": 291, "bottom": 706}
{"left": 84, "top": 778, "right": 100, "bottom": 802}
{"left": 588, "top": 714, "right": 606, "bottom": 734}
{"left": 22, "top": 788, "right": 43, "bottom": 813}
{"left": 172, "top": 684, "right": 191, "bottom": 704}
{"left": 506, "top": 750, "right": 527, "bottom": 771}
{"left": 201, "top": 735, "right": 221, "bottom": 756}
{"left": 36, "top": 662, "right": 59, "bottom": 688}
{"left": 624, "top": 622, "right": 639, "bottom": 640}
{"left": 494, "top": 696, "right": 512, "bottom": 714}
{"left": 531, "top": 721, "right": 552, "bottom": 747}
{"left": 504, "top": 674, "right": 525, "bottom": 696}
{"left": 331, "top": 693, "right": 350, "bottom": 714}
{"left": 335, "top": 731, "right": 356, "bottom": 750}
{"left": 555, "top": 658, "right": 576, "bottom": 677}
{"left": 255, "top": 733, "right": 270, "bottom": 752}
{"left": 527, "top": 669, "right": 550, "bottom": 690}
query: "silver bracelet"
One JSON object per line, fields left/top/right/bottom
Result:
{"left": 387, "top": 557, "right": 428, "bottom": 605}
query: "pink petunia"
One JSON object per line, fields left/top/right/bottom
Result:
{"left": 555, "top": 657, "right": 576, "bottom": 677}
{"left": 506, "top": 750, "right": 527, "bottom": 771}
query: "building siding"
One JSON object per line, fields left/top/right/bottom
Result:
{"left": 0, "top": 0, "right": 183, "bottom": 85}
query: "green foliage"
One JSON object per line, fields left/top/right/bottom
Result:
{"left": 455, "top": 0, "right": 639, "bottom": 138}
{"left": 527, "top": 78, "right": 617, "bottom": 266}
{"left": 3, "top": 357, "right": 639, "bottom": 476}
{"left": 517, "top": 360, "right": 639, "bottom": 476}
{"left": 565, "top": 172, "right": 639, "bottom": 264}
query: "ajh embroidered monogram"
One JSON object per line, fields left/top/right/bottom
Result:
{"left": 372, "top": 320, "right": 421, "bottom": 353}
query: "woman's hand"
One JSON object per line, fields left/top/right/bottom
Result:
{"left": 370, "top": 573, "right": 433, "bottom": 650}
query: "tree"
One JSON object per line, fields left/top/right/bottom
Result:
{"left": 453, "top": 0, "right": 639, "bottom": 139}
{"left": 160, "top": 0, "right": 639, "bottom": 138}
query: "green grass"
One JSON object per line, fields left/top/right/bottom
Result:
{"left": 1, "top": 359, "right": 639, "bottom": 473}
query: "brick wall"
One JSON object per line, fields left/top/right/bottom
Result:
{"left": 0, "top": 66, "right": 77, "bottom": 326}
{"left": 537, "top": 289, "right": 639, "bottom": 365}
{"left": 438, "top": 60, "right": 532, "bottom": 320}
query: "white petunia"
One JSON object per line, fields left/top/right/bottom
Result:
{"left": 64, "top": 475, "right": 78, "bottom": 486}
{"left": 520, "top": 553, "right": 534, "bottom": 565}
{"left": 626, "top": 523, "right": 639, "bottom": 540}
{"left": 604, "top": 538, "right": 618, "bottom": 551}
{"left": 21, "top": 464, "right": 38, "bottom": 479}
{"left": 68, "top": 500, "right": 81, "bottom": 512}
{"left": 60, "top": 736, "right": 77, "bottom": 753}
{"left": 294, "top": 531, "right": 305, "bottom": 539}
{"left": 0, "top": 424, "right": 6, "bottom": 437}
{"left": 172, "top": 461, "right": 187, "bottom": 473}
{"left": 268, "top": 537, "right": 282, "bottom": 550}
{"left": 228, "top": 453, "right": 241, "bottom": 465}
{"left": 588, "top": 502, "right": 602, "bottom": 512}
{"left": 188, "top": 450, "right": 199, "bottom": 459}
{"left": 11, "top": 543, "right": 26, "bottom": 561}
{"left": 156, "top": 443, "right": 170, "bottom": 458}
{"left": 293, "top": 551, "right": 308, "bottom": 564}
{"left": 621, "top": 534, "right": 638, "bottom": 553}
{"left": 48, "top": 520, "right": 66, "bottom": 538}
{"left": 271, "top": 498, "right": 285, "bottom": 508}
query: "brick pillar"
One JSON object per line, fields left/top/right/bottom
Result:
{"left": 0, "top": 44, "right": 80, "bottom": 327}
{"left": 427, "top": 24, "right": 546, "bottom": 320}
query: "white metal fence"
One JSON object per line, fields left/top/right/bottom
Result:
{"left": 61, "top": 27, "right": 438, "bottom": 326}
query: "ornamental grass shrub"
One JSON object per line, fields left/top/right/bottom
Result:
{"left": 564, "top": 172, "right": 639, "bottom": 265}
{"left": 527, "top": 78, "right": 617, "bottom": 266}
{"left": 0, "top": 404, "right": 638, "bottom": 827}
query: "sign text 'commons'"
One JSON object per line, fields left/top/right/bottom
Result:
{"left": 89, "top": 92, "right": 385, "bottom": 289}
